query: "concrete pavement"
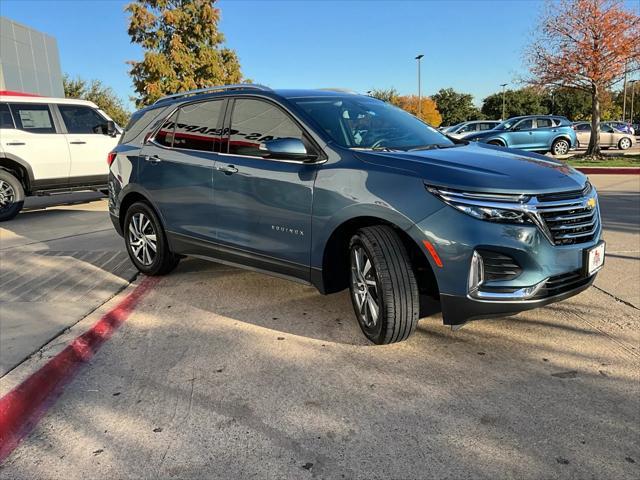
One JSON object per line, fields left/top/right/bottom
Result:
{"left": 0, "top": 193, "right": 136, "bottom": 376}
{"left": 0, "top": 176, "right": 638, "bottom": 479}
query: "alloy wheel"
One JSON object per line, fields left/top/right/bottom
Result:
{"left": 620, "top": 138, "right": 631, "bottom": 150}
{"left": 128, "top": 212, "right": 157, "bottom": 266}
{"left": 350, "top": 246, "right": 380, "bottom": 328}
{"left": 0, "top": 180, "right": 15, "bottom": 212}
{"left": 553, "top": 140, "right": 569, "bottom": 155}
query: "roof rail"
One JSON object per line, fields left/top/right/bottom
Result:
{"left": 153, "top": 84, "right": 272, "bottom": 104}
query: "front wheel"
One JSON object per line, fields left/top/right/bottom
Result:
{"left": 348, "top": 225, "right": 420, "bottom": 345}
{"left": 618, "top": 137, "right": 632, "bottom": 150}
{"left": 0, "top": 170, "right": 25, "bottom": 221}
{"left": 124, "top": 202, "right": 179, "bottom": 275}
{"left": 551, "top": 138, "right": 570, "bottom": 156}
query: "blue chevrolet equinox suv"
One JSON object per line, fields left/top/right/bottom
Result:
{"left": 464, "top": 115, "right": 577, "bottom": 156}
{"left": 109, "top": 85, "right": 604, "bottom": 344}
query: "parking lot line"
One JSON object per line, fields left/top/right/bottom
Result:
{"left": 0, "top": 276, "right": 159, "bottom": 463}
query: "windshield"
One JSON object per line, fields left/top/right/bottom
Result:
{"left": 291, "top": 96, "right": 454, "bottom": 150}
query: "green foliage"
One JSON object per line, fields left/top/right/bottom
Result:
{"left": 432, "top": 88, "right": 482, "bottom": 126}
{"left": 126, "top": 0, "right": 244, "bottom": 107}
{"left": 481, "top": 87, "right": 546, "bottom": 119}
{"left": 368, "top": 88, "right": 401, "bottom": 106}
{"left": 543, "top": 88, "right": 592, "bottom": 121}
{"left": 63, "top": 75, "right": 130, "bottom": 127}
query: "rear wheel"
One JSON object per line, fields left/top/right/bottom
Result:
{"left": 618, "top": 137, "right": 632, "bottom": 150}
{"left": 124, "top": 202, "right": 179, "bottom": 275}
{"left": 551, "top": 138, "right": 570, "bottom": 156}
{"left": 348, "top": 225, "right": 420, "bottom": 344}
{"left": 0, "top": 170, "right": 24, "bottom": 222}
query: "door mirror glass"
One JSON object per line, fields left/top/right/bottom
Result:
{"left": 259, "top": 138, "right": 317, "bottom": 161}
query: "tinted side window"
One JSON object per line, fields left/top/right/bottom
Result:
{"left": 459, "top": 124, "right": 476, "bottom": 133}
{"left": 601, "top": 124, "right": 614, "bottom": 133}
{"left": 536, "top": 118, "right": 553, "bottom": 128}
{"left": 122, "top": 106, "right": 168, "bottom": 145}
{"left": 480, "top": 123, "right": 495, "bottom": 131}
{"left": 576, "top": 124, "right": 591, "bottom": 131}
{"left": 9, "top": 103, "right": 56, "bottom": 133}
{"left": 0, "top": 104, "right": 14, "bottom": 128}
{"left": 59, "top": 105, "right": 108, "bottom": 134}
{"left": 154, "top": 111, "right": 178, "bottom": 147}
{"left": 515, "top": 119, "right": 534, "bottom": 130}
{"left": 228, "top": 98, "right": 304, "bottom": 157}
{"left": 173, "top": 100, "right": 224, "bottom": 151}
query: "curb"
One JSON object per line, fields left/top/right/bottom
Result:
{"left": 575, "top": 167, "right": 640, "bottom": 175}
{"left": 0, "top": 276, "right": 159, "bottom": 463}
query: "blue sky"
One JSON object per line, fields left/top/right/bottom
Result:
{"left": 0, "top": 0, "right": 633, "bottom": 109}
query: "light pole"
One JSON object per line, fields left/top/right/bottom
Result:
{"left": 415, "top": 54, "right": 424, "bottom": 118}
{"left": 622, "top": 62, "right": 628, "bottom": 121}
{"left": 630, "top": 80, "right": 638, "bottom": 126}
{"left": 500, "top": 83, "right": 508, "bottom": 120}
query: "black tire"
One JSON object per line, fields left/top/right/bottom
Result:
{"left": 0, "top": 169, "right": 25, "bottom": 222}
{"left": 348, "top": 225, "right": 420, "bottom": 345}
{"left": 124, "top": 201, "right": 179, "bottom": 275}
{"left": 551, "top": 138, "right": 570, "bottom": 156}
{"left": 618, "top": 137, "right": 632, "bottom": 150}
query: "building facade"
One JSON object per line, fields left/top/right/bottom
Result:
{"left": 0, "top": 17, "right": 64, "bottom": 97}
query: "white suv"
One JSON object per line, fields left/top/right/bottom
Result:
{"left": 0, "top": 94, "right": 121, "bottom": 221}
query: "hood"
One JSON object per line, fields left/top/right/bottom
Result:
{"left": 356, "top": 143, "right": 587, "bottom": 195}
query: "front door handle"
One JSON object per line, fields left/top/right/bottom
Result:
{"left": 143, "top": 154, "right": 162, "bottom": 163}
{"left": 218, "top": 164, "right": 238, "bottom": 175}
{"left": 6, "top": 142, "right": 26, "bottom": 146}
{"left": 69, "top": 141, "right": 87, "bottom": 145}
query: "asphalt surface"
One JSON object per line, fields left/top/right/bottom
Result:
{"left": 0, "top": 176, "right": 638, "bottom": 479}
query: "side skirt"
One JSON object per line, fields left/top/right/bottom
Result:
{"left": 168, "top": 231, "right": 316, "bottom": 288}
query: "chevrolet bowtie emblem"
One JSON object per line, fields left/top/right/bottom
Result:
{"left": 586, "top": 198, "right": 596, "bottom": 210}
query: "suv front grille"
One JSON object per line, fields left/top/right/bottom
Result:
{"left": 534, "top": 183, "right": 599, "bottom": 246}
{"left": 532, "top": 270, "right": 591, "bottom": 299}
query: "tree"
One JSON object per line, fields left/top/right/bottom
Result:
{"left": 544, "top": 87, "right": 592, "bottom": 120}
{"left": 368, "top": 88, "right": 400, "bottom": 105}
{"left": 63, "top": 75, "right": 131, "bottom": 127}
{"left": 481, "top": 87, "right": 546, "bottom": 119}
{"left": 432, "top": 88, "right": 482, "bottom": 126}
{"left": 126, "top": 0, "right": 244, "bottom": 107}
{"left": 396, "top": 95, "right": 442, "bottom": 127}
{"left": 526, "top": 0, "right": 639, "bottom": 156}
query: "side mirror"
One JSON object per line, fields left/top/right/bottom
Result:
{"left": 259, "top": 138, "right": 317, "bottom": 162}
{"left": 106, "top": 120, "right": 117, "bottom": 137}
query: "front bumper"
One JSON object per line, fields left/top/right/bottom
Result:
{"left": 408, "top": 202, "right": 602, "bottom": 326}
{"left": 440, "top": 271, "right": 596, "bottom": 325}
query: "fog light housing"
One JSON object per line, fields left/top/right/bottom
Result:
{"left": 468, "top": 250, "right": 484, "bottom": 294}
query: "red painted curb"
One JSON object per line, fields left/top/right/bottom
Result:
{"left": 575, "top": 167, "right": 640, "bottom": 174}
{"left": 0, "top": 276, "right": 159, "bottom": 463}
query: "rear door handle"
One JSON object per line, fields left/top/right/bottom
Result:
{"left": 143, "top": 154, "right": 162, "bottom": 163}
{"left": 6, "top": 142, "right": 25, "bottom": 146}
{"left": 218, "top": 164, "right": 238, "bottom": 175}
{"left": 69, "top": 141, "right": 87, "bottom": 145}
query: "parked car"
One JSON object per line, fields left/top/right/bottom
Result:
{"left": 110, "top": 85, "right": 603, "bottom": 344}
{"left": 443, "top": 120, "right": 500, "bottom": 139}
{"left": 0, "top": 93, "right": 120, "bottom": 221}
{"left": 573, "top": 122, "right": 635, "bottom": 149}
{"left": 464, "top": 115, "right": 577, "bottom": 156}
{"left": 604, "top": 121, "right": 635, "bottom": 135}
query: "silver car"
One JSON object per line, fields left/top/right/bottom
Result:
{"left": 444, "top": 120, "right": 500, "bottom": 139}
{"left": 573, "top": 122, "right": 634, "bottom": 150}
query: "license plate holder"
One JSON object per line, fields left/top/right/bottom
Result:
{"left": 584, "top": 241, "right": 605, "bottom": 276}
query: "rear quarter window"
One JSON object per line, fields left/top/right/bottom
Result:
{"left": 0, "top": 103, "right": 14, "bottom": 128}
{"left": 120, "top": 106, "right": 170, "bottom": 145}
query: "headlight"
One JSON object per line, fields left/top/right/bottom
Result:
{"left": 426, "top": 185, "right": 533, "bottom": 224}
